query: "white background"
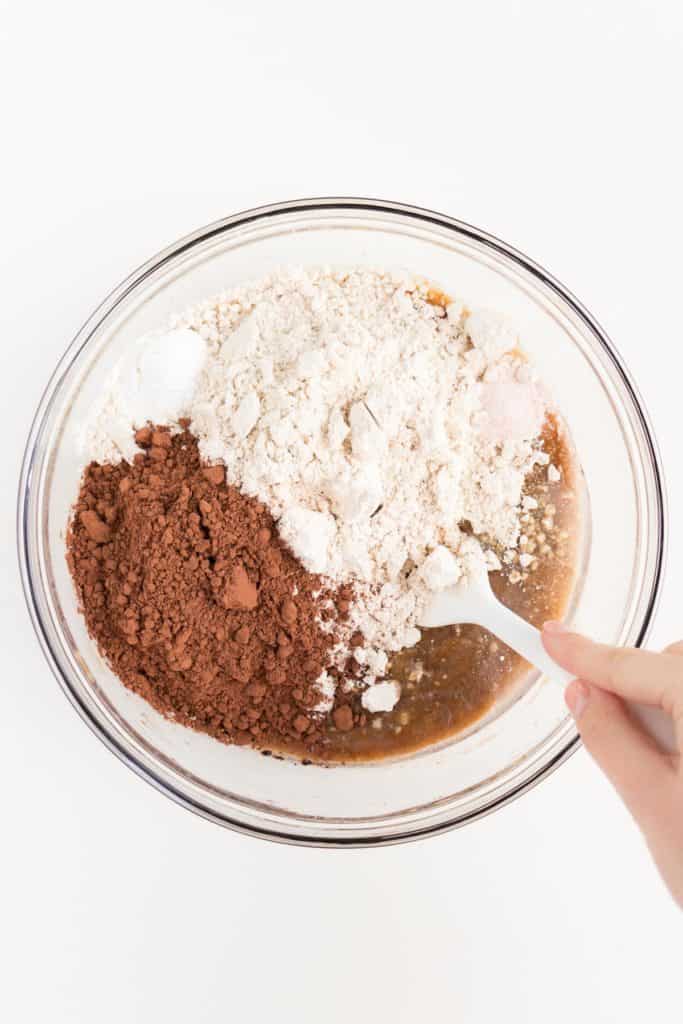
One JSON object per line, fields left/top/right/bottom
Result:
{"left": 1, "top": 0, "right": 682, "bottom": 1020}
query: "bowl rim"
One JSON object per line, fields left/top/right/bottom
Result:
{"left": 16, "top": 196, "right": 667, "bottom": 847}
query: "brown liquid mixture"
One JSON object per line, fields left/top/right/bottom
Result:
{"left": 275, "top": 416, "right": 582, "bottom": 763}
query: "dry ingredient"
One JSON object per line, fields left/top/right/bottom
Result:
{"left": 67, "top": 426, "right": 363, "bottom": 753}
{"left": 82, "top": 328, "right": 206, "bottom": 464}
{"left": 82, "top": 267, "right": 554, "bottom": 716}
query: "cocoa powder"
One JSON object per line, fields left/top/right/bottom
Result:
{"left": 67, "top": 426, "right": 359, "bottom": 755}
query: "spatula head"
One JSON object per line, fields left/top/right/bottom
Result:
{"left": 418, "top": 572, "right": 493, "bottom": 629}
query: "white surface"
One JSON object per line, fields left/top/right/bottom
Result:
{"left": 1, "top": 0, "right": 682, "bottom": 1020}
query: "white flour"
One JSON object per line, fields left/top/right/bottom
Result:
{"left": 84, "top": 266, "right": 550, "bottom": 709}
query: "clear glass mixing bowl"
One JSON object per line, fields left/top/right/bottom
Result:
{"left": 18, "top": 198, "right": 665, "bottom": 846}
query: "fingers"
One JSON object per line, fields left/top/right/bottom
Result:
{"left": 560, "top": 642, "right": 683, "bottom": 908}
{"left": 543, "top": 623, "right": 683, "bottom": 720}
{"left": 565, "top": 681, "right": 676, "bottom": 826}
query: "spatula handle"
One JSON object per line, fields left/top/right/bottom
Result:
{"left": 479, "top": 600, "right": 677, "bottom": 753}
{"left": 479, "top": 600, "right": 574, "bottom": 686}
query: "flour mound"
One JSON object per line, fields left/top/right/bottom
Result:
{"left": 169, "top": 267, "right": 549, "bottom": 683}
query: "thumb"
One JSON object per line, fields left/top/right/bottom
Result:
{"left": 566, "top": 680, "right": 675, "bottom": 828}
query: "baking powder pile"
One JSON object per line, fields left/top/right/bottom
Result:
{"left": 83, "top": 267, "right": 550, "bottom": 713}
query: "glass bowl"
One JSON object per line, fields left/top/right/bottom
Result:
{"left": 17, "top": 198, "right": 665, "bottom": 846}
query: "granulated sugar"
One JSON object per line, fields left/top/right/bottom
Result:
{"left": 83, "top": 266, "right": 551, "bottom": 709}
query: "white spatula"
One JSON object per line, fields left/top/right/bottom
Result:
{"left": 419, "top": 572, "right": 676, "bottom": 753}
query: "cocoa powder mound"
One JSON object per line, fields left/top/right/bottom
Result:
{"left": 67, "top": 426, "right": 358, "bottom": 755}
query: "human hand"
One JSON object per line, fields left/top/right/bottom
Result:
{"left": 542, "top": 622, "right": 683, "bottom": 908}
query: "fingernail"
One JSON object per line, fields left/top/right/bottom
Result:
{"left": 543, "top": 620, "right": 569, "bottom": 635}
{"left": 565, "top": 680, "right": 590, "bottom": 720}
